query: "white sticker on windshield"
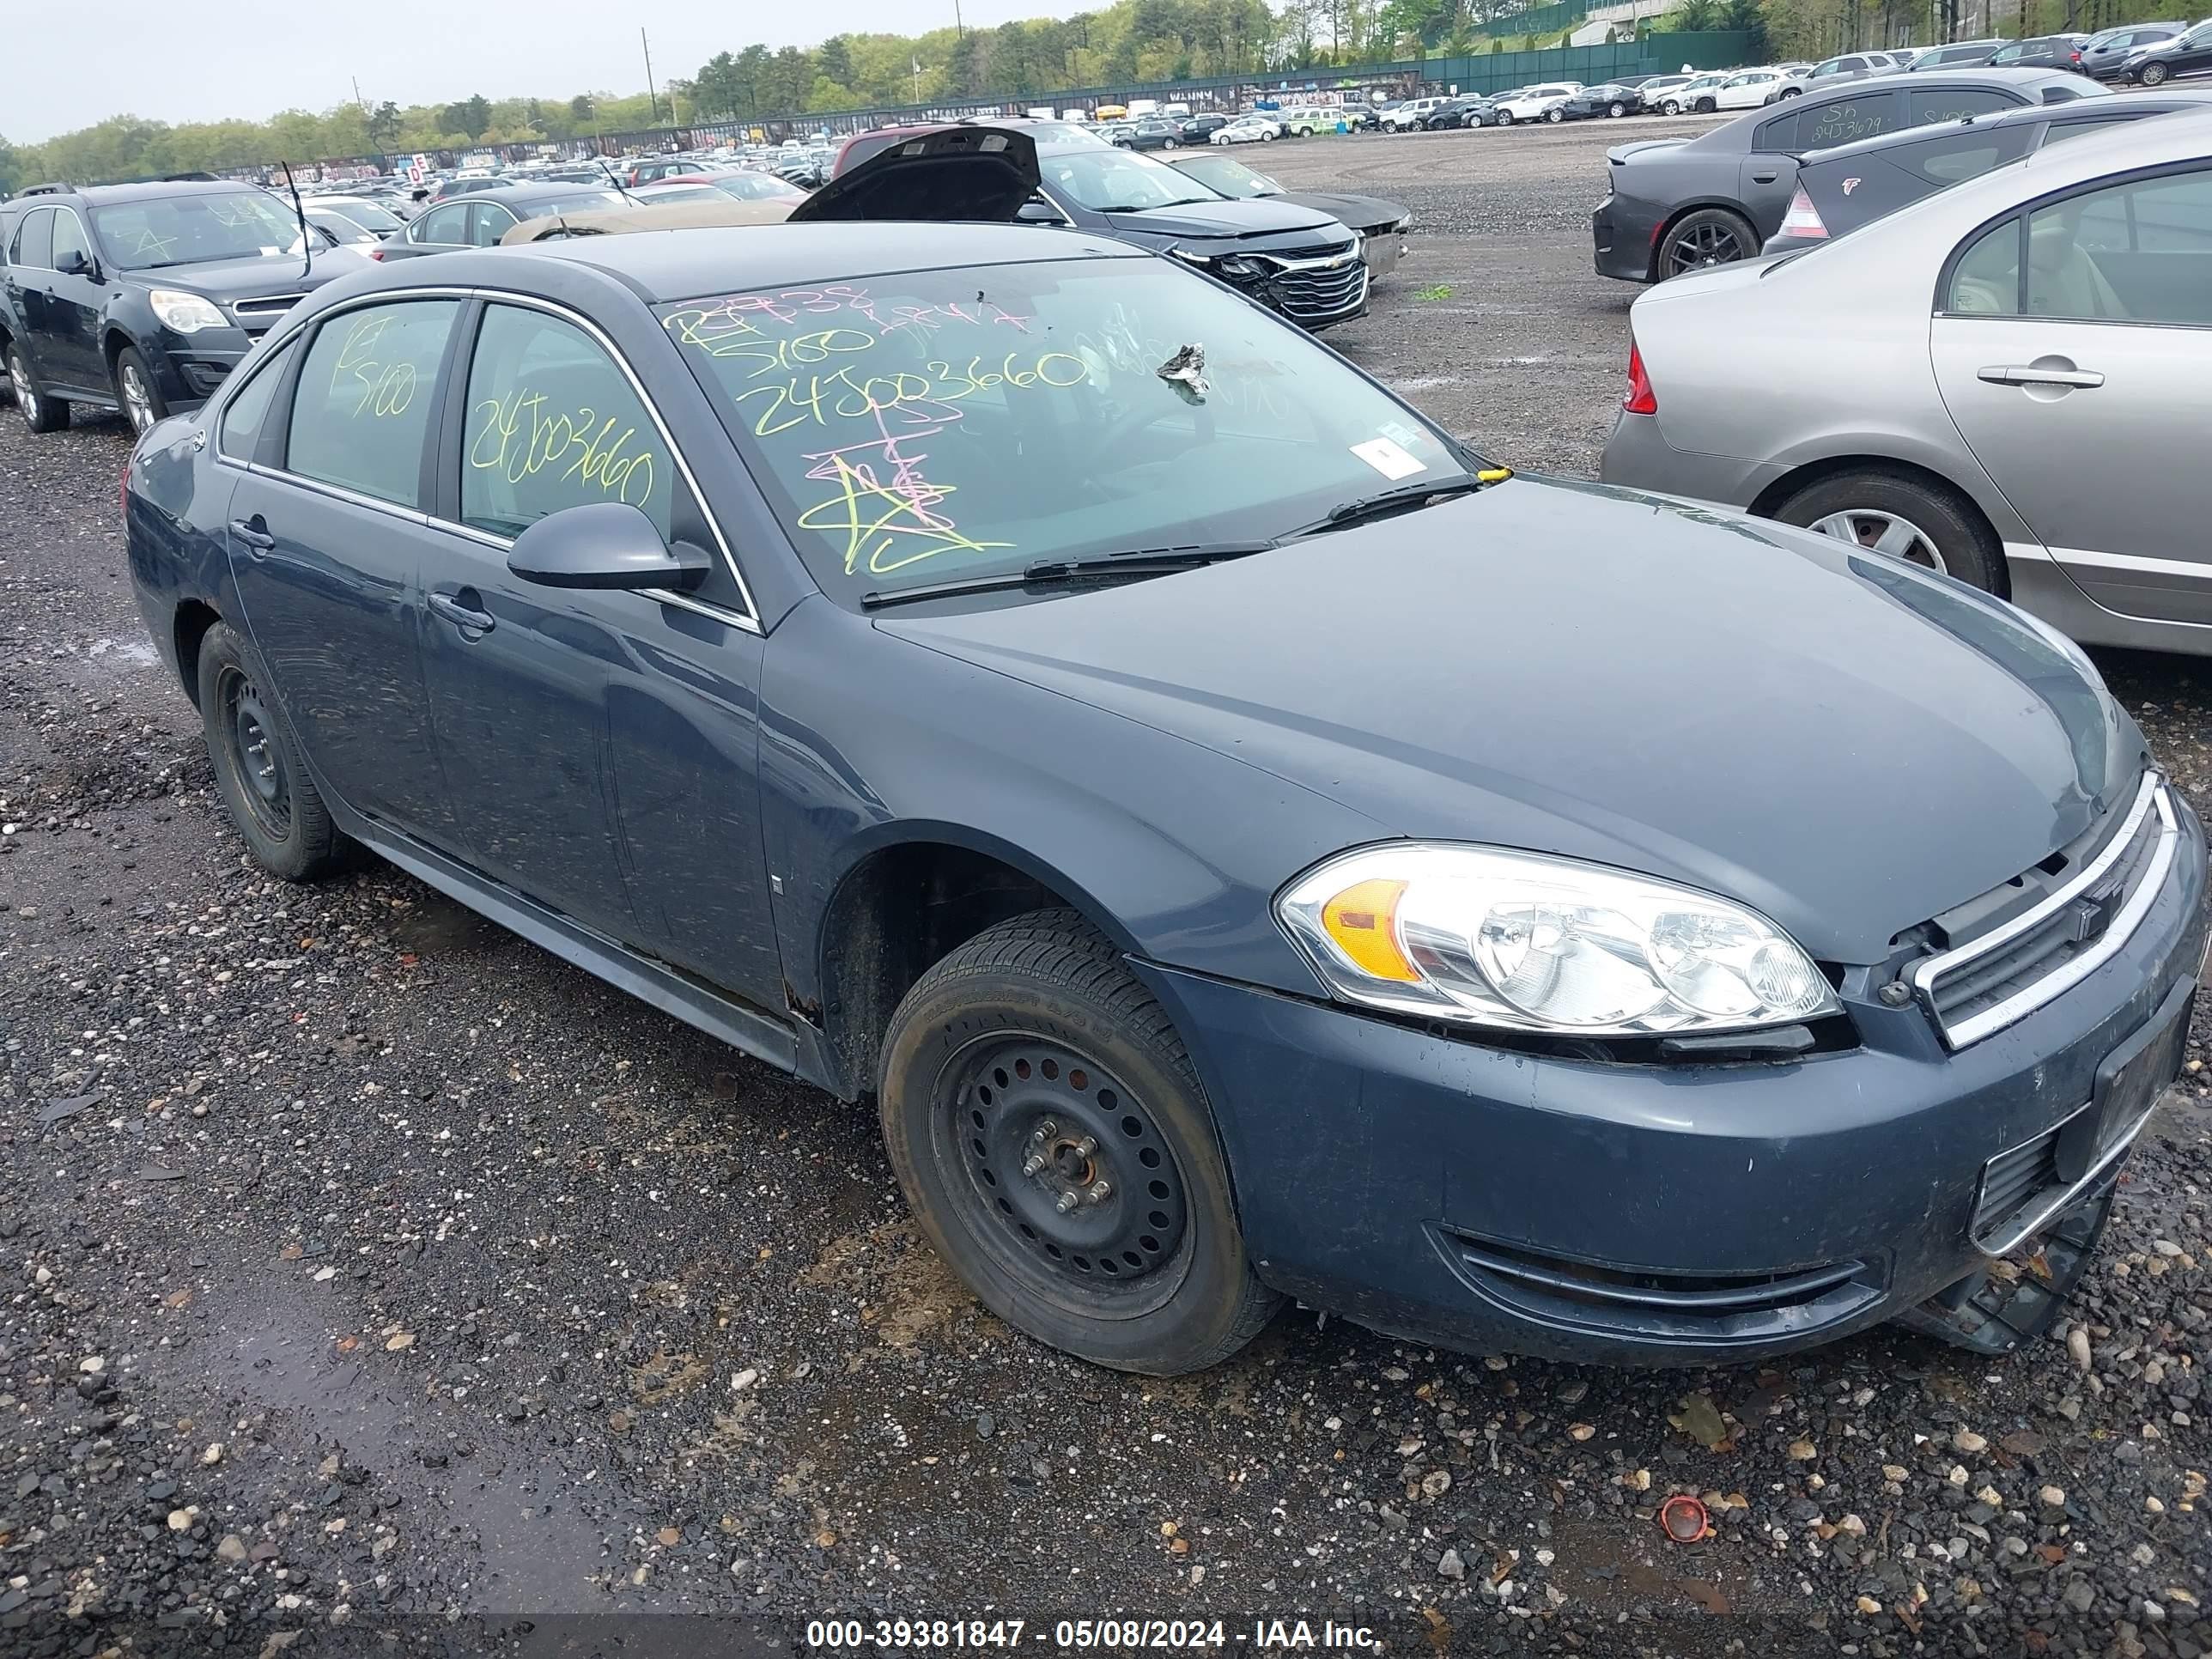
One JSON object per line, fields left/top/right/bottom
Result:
{"left": 1351, "top": 436, "right": 1427, "bottom": 481}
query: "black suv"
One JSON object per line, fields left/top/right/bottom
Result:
{"left": 1, "top": 179, "right": 364, "bottom": 436}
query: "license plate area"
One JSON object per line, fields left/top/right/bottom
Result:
{"left": 2057, "top": 977, "right": 2193, "bottom": 1182}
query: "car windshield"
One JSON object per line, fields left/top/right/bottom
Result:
{"left": 1168, "top": 155, "right": 1280, "bottom": 197}
{"left": 325, "top": 199, "right": 404, "bottom": 233}
{"left": 659, "top": 260, "right": 1468, "bottom": 604}
{"left": 1039, "top": 148, "right": 1218, "bottom": 210}
{"left": 90, "top": 191, "right": 313, "bottom": 270}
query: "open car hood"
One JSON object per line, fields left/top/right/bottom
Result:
{"left": 789, "top": 125, "right": 1040, "bottom": 223}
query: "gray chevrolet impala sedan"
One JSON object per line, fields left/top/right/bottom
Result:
{"left": 123, "top": 128, "right": 2208, "bottom": 1374}
{"left": 1604, "top": 109, "right": 2212, "bottom": 656}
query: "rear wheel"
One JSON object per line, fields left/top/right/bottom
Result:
{"left": 196, "top": 622, "right": 349, "bottom": 880}
{"left": 1608, "top": 100, "right": 1628, "bottom": 117}
{"left": 1661, "top": 98, "right": 1682, "bottom": 114}
{"left": 1656, "top": 207, "right": 1756, "bottom": 277}
{"left": 8, "top": 345, "right": 69, "bottom": 434}
{"left": 1162, "top": 137, "right": 1178, "bottom": 149}
{"left": 1770, "top": 468, "right": 2002, "bottom": 592}
{"left": 878, "top": 909, "right": 1280, "bottom": 1376}
{"left": 1694, "top": 96, "right": 1717, "bottom": 112}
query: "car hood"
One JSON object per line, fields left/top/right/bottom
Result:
{"left": 128, "top": 248, "right": 370, "bottom": 300}
{"left": 1278, "top": 189, "right": 1407, "bottom": 228}
{"left": 1099, "top": 196, "right": 1345, "bottom": 242}
{"left": 880, "top": 479, "right": 2136, "bottom": 963}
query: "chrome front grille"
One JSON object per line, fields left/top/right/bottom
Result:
{"left": 1911, "top": 773, "right": 2177, "bottom": 1049}
{"left": 1264, "top": 255, "right": 1368, "bottom": 324}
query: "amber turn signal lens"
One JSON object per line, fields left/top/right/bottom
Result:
{"left": 1320, "top": 878, "right": 1419, "bottom": 982}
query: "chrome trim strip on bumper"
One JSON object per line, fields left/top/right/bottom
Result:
{"left": 1972, "top": 1099, "right": 2157, "bottom": 1256}
{"left": 1910, "top": 773, "right": 2173, "bottom": 1049}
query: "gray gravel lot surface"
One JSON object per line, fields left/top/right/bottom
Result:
{"left": 0, "top": 120, "right": 2208, "bottom": 1658}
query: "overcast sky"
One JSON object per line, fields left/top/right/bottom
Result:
{"left": 10, "top": 0, "right": 1058, "bottom": 143}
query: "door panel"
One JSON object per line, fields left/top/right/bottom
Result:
{"left": 1933, "top": 316, "right": 2212, "bottom": 620}
{"left": 228, "top": 298, "right": 461, "bottom": 838}
{"left": 45, "top": 211, "right": 106, "bottom": 393}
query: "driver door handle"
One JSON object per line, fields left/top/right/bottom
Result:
{"left": 428, "top": 590, "right": 495, "bottom": 635}
{"left": 228, "top": 515, "right": 276, "bottom": 553}
{"left": 1978, "top": 364, "right": 2104, "bottom": 388}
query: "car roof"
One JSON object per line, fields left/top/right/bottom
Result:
{"left": 24, "top": 179, "right": 271, "bottom": 204}
{"left": 435, "top": 222, "right": 1146, "bottom": 303}
{"left": 1801, "top": 83, "right": 2212, "bottom": 161}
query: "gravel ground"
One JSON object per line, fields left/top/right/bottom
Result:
{"left": 0, "top": 120, "right": 2208, "bottom": 1658}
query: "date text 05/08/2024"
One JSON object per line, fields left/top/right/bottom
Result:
{"left": 804, "top": 1619, "right": 1381, "bottom": 1650}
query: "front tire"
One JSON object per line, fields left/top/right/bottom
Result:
{"left": 1770, "top": 468, "right": 2002, "bottom": 591}
{"left": 196, "top": 622, "right": 349, "bottom": 880}
{"left": 1546, "top": 106, "right": 1565, "bottom": 123}
{"left": 1162, "top": 137, "right": 1178, "bottom": 149}
{"left": 1661, "top": 98, "right": 1682, "bottom": 114}
{"left": 2141, "top": 60, "right": 2170, "bottom": 84}
{"left": 115, "top": 346, "right": 167, "bottom": 437}
{"left": 9, "top": 346, "right": 70, "bottom": 434}
{"left": 1694, "top": 96, "right": 1717, "bottom": 112}
{"left": 1494, "top": 108, "right": 1514, "bottom": 125}
{"left": 878, "top": 909, "right": 1281, "bottom": 1376}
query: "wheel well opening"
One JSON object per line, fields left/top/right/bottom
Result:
{"left": 817, "top": 844, "right": 1079, "bottom": 1102}
{"left": 173, "top": 601, "right": 222, "bottom": 708}
{"left": 103, "top": 332, "right": 134, "bottom": 377}
{"left": 1747, "top": 455, "right": 2009, "bottom": 599}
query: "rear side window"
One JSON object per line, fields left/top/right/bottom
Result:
{"left": 1895, "top": 124, "right": 2033, "bottom": 185}
{"left": 1908, "top": 88, "right": 2017, "bottom": 125}
{"left": 11, "top": 208, "right": 54, "bottom": 270}
{"left": 216, "top": 337, "right": 297, "bottom": 463}
{"left": 287, "top": 301, "right": 459, "bottom": 506}
{"left": 459, "top": 303, "right": 674, "bottom": 538}
{"left": 1946, "top": 216, "right": 2023, "bottom": 313}
{"left": 1796, "top": 91, "right": 1900, "bottom": 150}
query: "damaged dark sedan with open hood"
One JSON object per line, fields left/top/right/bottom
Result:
{"left": 124, "top": 125, "right": 2208, "bottom": 1375}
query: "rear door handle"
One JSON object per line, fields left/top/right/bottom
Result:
{"left": 428, "top": 590, "right": 495, "bottom": 635}
{"left": 228, "top": 515, "right": 276, "bottom": 553}
{"left": 1978, "top": 364, "right": 2104, "bottom": 388}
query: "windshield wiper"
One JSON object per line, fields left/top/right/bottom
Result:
{"left": 1288, "top": 471, "right": 1506, "bottom": 537}
{"left": 1096, "top": 198, "right": 1214, "bottom": 213}
{"left": 860, "top": 541, "right": 1273, "bottom": 610}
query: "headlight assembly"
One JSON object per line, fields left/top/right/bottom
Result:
{"left": 149, "top": 289, "right": 231, "bottom": 333}
{"left": 1278, "top": 843, "right": 1838, "bottom": 1036}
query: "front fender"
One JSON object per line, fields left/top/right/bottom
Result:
{"left": 760, "top": 596, "right": 1389, "bottom": 1010}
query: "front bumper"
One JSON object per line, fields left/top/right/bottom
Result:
{"left": 1138, "top": 793, "right": 2206, "bottom": 1366}
{"left": 152, "top": 323, "right": 255, "bottom": 411}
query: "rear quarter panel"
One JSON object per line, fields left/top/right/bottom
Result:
{"left": 125, "top": 418, "right": 242, "bottom": 691}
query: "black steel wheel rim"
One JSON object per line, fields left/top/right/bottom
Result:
{"left": 220, "top": 665, "right": 292, "bottom": 838}
{"left": 1668, "top": 221, "right": 1746, "bottom": 274}
{"left": 934, "top": 1035, "right": 1192, "bottom": 1313}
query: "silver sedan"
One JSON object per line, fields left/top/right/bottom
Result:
{"left": 1601, "top": 107, "right": 2212, "bottom": 654}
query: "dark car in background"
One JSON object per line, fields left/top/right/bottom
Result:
{"left": 1180, "top": 112, "right": 1231, "bottom": 142}
{"left": 1558, "top": 78, "right": 1656, "bottom": 119}
{"left": 3, "top": 179, "right": 364, "bottom": 435}
{"left": 378, "top": 183, "right": 625, "bottom": 259}
{"left": 2081, "top": 20, "right": 2187, "bottom": 77}
{"left": 1110, "top": 118, "right": 1186, "bottom": 151}
{"left": 122, "top": 121, "right": 2209, "bottom": 1381}
{"left": 836, "top": 125, "right": 1370, "bottom": 328}
{"left": 2119, "top": 16, "right": 2212, "bottom": 82}
{"left": 1421, "top": 94, "right": 1492, "bottom": 129}
{"left": 1988, "top": 33, "right": 2092, "bottom": 70}
{"left": 1593, "top": 66, "right": 2106, "bottom": 281}
{"left": 1763, "top": 88, "right": 2212, "bottom": 254}
{"left": 1162, "top": 149, "right": 1411, "bottom": 276}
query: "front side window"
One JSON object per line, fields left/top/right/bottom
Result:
{"left": 659, "top": 260, "right": 1465, "bottom": 605}
{"left": 50, "top": 211, "right": 93, "bottom": 271}
{"left": 460, "top": 304, "right": 674, "bottom": 538}
{"left": 217, "top": 337, "right": 297, "bottom": 462}
{"left": 466, "top": 202, "right": 518, "bottom": 246}
{"left": 287, "top": 301, "right": 459, "bottom": 506}
{"left": 89, "top": 191, "right": 309, "bottom": 272}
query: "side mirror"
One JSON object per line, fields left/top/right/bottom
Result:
{"left": 1016, "top": 198, "right": 1067, "bottom": 225}
{"left": 507, "top": 501, "right": 711, "bottom": 592}
{"left": 56, "top": 248, "right": 94, "bottom": 278}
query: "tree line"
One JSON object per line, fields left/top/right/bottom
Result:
{"left": 9, "top": 0, "right": 2202, "bottom": 191}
